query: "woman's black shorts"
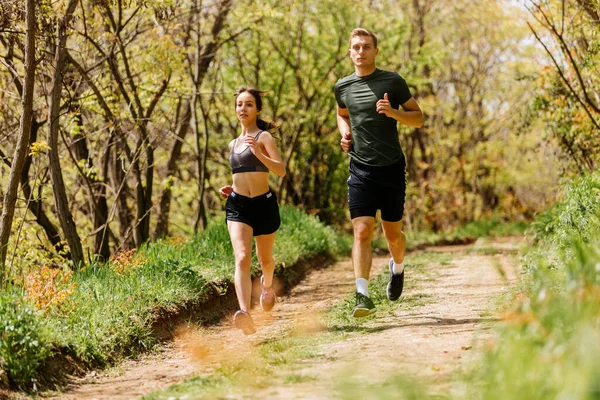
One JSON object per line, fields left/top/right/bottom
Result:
{"left": 348, "top": 158, "right": 406, "bottom": 222}
{"left": 225, "top": 190, "right": 281, "bottom": 236}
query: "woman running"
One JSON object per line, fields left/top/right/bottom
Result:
{"left": 219, "top": 86, "right": 286, "bottom": 335}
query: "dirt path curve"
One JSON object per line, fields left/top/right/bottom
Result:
{"left": 46, "top": 237, "right": 521, "bottom": 399}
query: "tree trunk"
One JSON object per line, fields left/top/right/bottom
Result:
{"left": 47, "top": 0, "right": 84, "bottom": 267}
{"left": 70, "top": 113, "right": 111, "bottom": 260}
{"left": 133, "top": 77, "right": 168, "bottom": 247}
{"left": 191, "top": 0, "right": 233, "bottom": 232}
{"left": 21, "top": 119, "right": 69, "bottom": 257}
{"left": 155, "top": 99, "right": 192, "bottom": 239}
{"left": 93, "top": 134, "right": 112, "bottom": 259}
{"left": 194, "top": 98, "right": 210, "bottom": 232}
{"left": 0, "top": 0, "right": 36, "bottom": 282}
{"left": 111, "top": 141, "right": 135, "bottom": 248}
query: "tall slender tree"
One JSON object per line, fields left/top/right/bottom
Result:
{"left": 47, "top": 0, "right": 84, "bottom": 266}
{"left": 0, "top": 0, "right": 36, "bottom": 283}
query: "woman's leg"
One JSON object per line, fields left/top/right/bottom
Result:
{"left": 255, "top": 232, "right": 277, "bottom": 311}
{"left": 227, "top": 221, "right": 254, "bottom": 311}
{"left": 255, "top": 232, "right": 276, "bottom": 287}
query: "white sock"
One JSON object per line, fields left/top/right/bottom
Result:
{"left": 356, "top": 278, "right": 369, "bottom": 296}
{"left": 392, "top": 260, "right": 405, "bottom": 275}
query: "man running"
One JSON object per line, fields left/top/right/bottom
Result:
{"left": 334, "top": 28, "right": 423, "bottom": 317}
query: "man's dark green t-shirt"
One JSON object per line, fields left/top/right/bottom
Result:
{"left": 334, "top": 68, "right": 412, "bottom": 166}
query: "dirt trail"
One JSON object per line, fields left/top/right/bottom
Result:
{"left": 46, "top": 237, "right": 522, "bottom": 399}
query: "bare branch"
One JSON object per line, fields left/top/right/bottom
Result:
{"left": 528, "top": 21, "right": 600, "bottom": 130}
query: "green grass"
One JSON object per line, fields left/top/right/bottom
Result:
{"left": 326, "top": 252, "right": 448, "bottom": 331}
{"left": 460, "top": 171, "right": 600, "bottom": 400}
{"left": 400, "top": 216, "right": 529, "bottom": 251}
{"left": 325, "top": 270, "right": 435, "bottom": 332}
{"left": 0, "top": 206, "right": 346, "bottom": 391}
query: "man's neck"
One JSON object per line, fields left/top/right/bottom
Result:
{"left": 355, "top": 65, "right": 377, "bottom": 77}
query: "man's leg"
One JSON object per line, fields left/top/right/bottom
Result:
{"left": 382, "top": 219, "right": 406, "bottom": 301}
{"left": 381, "top": 219, "right": 406, "bottom": 265}
{"left": 351, "top": 216, "right": 377, "bottom": 317}
{"left": 352, "top": 216, "right": 376, "bottom": 280}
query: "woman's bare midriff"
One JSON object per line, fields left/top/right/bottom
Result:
{"left": 232, "top": 171, "right": 270, "bottom": 197}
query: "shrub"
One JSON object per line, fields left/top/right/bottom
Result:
{"left": 0, "top": 292, "right": 51, "bottom": 390}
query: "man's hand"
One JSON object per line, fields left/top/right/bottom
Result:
{"left": 376, "top": 93, "right": 393, "bottom": 117}
{"left": 219, "top": 185, "right": 233, "bottom": 199}
{"left": 340, "top": 131, "right": 352, "bottom": 153}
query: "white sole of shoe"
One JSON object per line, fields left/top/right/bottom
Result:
{"left": 352, "top": 307, "right": 377, "bottom": 318}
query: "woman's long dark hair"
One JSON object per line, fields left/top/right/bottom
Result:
{"left": 234, "top": 86, "right": 279, "bottom": 131}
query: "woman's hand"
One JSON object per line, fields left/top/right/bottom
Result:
{"left": 219, "top": 185, "right": 233, "bottom": 198}
{"left": 243, "top": 134, "right": 263, "bottom": 157}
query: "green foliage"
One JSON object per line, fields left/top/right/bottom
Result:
{"left": 275, "top": 206, "right": 349, "bottom": 265}
{"left": 0, "top": 292, "right": 51, "bottom": 390}
{"left": 529, "top": 172, "right": 600, "bottom": 249}
{"left": 467, "top": 171, "right": 600, "bottom": 399}
{"left": 528, "top": 1, "right": 600, "bottom": 173}
{"left": 0, "top": 0, "right": 558, "bottom": 277}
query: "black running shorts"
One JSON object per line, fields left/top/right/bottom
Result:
{"left": 348, "top": 158, "right": 406, "bottom": 222}
{"left": 225, "top": 190, "right": 281, "bottom": 236}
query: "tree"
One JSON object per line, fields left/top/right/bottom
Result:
{"left": 0, "top": 0, "right": 35, "bottom": 283}
{"left": 46, "top": 0, "right": 84, "bottom": 267}
{"left": 527, "top": 0, "right": 600, "bottom": 172}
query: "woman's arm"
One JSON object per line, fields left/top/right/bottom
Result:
{"left": 245, "top": 132, "right": 286, "bottom": 177}
{"left": 219, "top": 140, "right": 235, "bottom": 198}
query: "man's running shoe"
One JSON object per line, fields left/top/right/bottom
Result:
{"left": 260, "top": 275, "right": 276, "bottom": 312}
{"left": 387, "top": 258, "right": 404, "bottom": 301}
{"left": 234, "top": 310, "right": 256, "bottom": 335}
{"left": 352, "top": 292, "right": 377, "bottom": 318}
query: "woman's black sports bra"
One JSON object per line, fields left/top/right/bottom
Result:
{"left": 229, "top": 131, "right": 269, "bottom": 174}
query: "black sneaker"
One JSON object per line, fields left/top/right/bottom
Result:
{"left": 234, "top": 310, "right": 256, "bottom": 335}
{"left": 387, "top": 258, "right": 404, "bottom": 301}
{"left": 352, "top": 292, "right": 377, "bottom": 318}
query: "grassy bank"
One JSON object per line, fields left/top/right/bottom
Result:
{"left": 464, "top": 171, "right": 600, "bottom": 399}
{"left": 0, "top": 206, "right": 346, "bottom": 390}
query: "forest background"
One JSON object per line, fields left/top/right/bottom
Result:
{"left": 0, "top": 0, "right": 598, "bottom": 280}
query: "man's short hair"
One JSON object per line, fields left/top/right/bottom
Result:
{"left": 349, "top": 28, "right": 378, "bottom": 48}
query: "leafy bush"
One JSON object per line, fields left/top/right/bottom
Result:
{"left": 468, "top": 171, "right": 600, "bottom": 399}
{"left": 528, "top": 172, "right": 600, "bottom": 249}
{"left": 0, "top": 292, "right": 51, "bottom": 389}
{"left": 275, "top": 206, "right": 348, "bottom": 263}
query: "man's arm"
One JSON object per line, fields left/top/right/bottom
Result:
{"left": 337, "top": 106, "right": 352, "bottom": 153}
{"left": 337, "top": 105, "right": 351, "bottom": 135}
{"left": 376, "top": 94, "right": 424, "bottom": 128}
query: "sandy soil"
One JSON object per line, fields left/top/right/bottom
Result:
{"left": 44, "top": 236, "right": 522, "bottom": 399}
